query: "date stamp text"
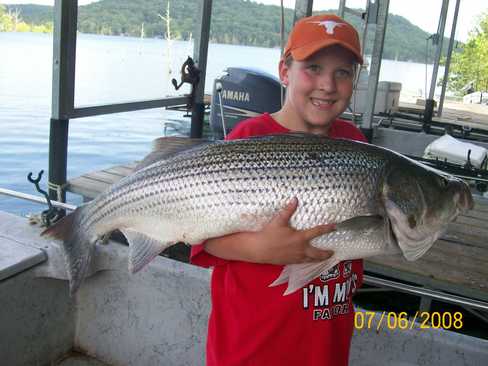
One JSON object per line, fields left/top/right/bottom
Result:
{"left": 354, "top": 311, "right": 463, "bottom": 331}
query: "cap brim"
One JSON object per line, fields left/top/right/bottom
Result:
{"left": 290, "top": 40, "right": 364, "bottom": 65}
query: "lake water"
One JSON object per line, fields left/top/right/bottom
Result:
{"left": 0, "top": 32, "right": 443, "bottom": 215}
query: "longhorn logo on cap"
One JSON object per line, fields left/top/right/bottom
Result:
{"left": 309, "top": 20, "right": 346, "bottom": 35}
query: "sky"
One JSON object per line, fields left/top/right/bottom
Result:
{"left": 1, "top": 0, "right": 487, "bottom": 42}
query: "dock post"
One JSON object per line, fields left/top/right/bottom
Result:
{"left": 423, "top": 100, "right": 435, "bottom": 133}
{"left": 190, "top": 0, "right": 213, "bottom": 138}
{"left": 48, "top": 119, "right": 69, "bottom": 203}
{"left": 49, "top": 0, "right": 78, "bottom": 202}
{"left": 338, "top": 0, "right": 346, "bottom": 18}
{"left": 361, "top": 0, "right": 390, "bottom": 142}
{"left": 293, "top": 0, "right": 313, "bottom": 23}
{"left": 424, "top": 0, "right": 449, "bottom": 128}
{"left": 438, "top": 0, "right": 461, "bottom": 117}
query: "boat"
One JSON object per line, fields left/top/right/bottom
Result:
{"left": 1, "top": 208, "right": 488, "bottom": 365}
{"left": 1, "top": 0, "right": 488, "bottom": 365}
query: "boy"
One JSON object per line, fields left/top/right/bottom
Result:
{"left": 192, "top": 14, "right": 367, "bottom": 366}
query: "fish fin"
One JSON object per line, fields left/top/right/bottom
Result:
{"left": 335, "top": 215, "right": 384, "bottom": 231}
{"left": 269, "top": 265, "right": 292, "bottom": 287}
{"left": 134, "top": 137, "right": 212, "bottom": 171}
{"left": 41, "top": 210, "right": 76, "bottom": 240}
{"left": 335, "top": 214, "right": 401, "bottom": 253}
{"left": 41, "top": 207, "right": 95, "bottom": 295}
{"left": 384, "top": 200, "right": 435, "bottom": 261}
{"left": 271, "top": 257, "right": 341, "bottom": 296}
{"left": 399, "top": 230, "right": 440, "bottom": 261}
{"left": 120, "top": 229, "right": 170, "bottom": 273}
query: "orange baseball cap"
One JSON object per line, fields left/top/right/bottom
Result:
{"left": 284, "top": 14, "right": 363, "bottom": 64}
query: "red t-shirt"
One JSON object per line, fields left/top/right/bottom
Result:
{"left": 191, "top": 113, "right": 367, "bottom": 366}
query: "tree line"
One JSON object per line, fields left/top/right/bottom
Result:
{"left": 3, "top": 0, "right": 487, "bottom": 94}
{"left": 4, "top": 0, "right": 453, "bottom": 62}
{"left": 446, "top": 11, "right": 488, "bottom": 94}
{"left": 0, "top": 5, "right": 52, "bottom": 33}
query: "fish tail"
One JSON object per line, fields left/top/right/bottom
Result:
{"left": 41, "top": 206, "right": 95, "bottom": 295}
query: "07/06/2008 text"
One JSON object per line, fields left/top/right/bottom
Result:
{"left": 354, "top": 311, "right": 463, "bottom": 331}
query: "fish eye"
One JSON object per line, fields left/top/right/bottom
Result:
{"left": 439, "top": 177, "right": 449, "bottom": 188}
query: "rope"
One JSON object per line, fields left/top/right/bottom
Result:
{"left": 47, "top": 181, "right": 67, "bottom": 202}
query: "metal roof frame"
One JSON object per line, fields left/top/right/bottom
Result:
{"left": 48, "top": 0, "right": 212, "bottom": 201}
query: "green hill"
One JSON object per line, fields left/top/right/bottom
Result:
{"left": 5, "top": 0, "right": 454, "bottom": 63}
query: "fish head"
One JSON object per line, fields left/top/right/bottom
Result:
{"left": 382, "top": 160, "right": 473, "bottom": 261}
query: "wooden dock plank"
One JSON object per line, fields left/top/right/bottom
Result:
{"left": 397, "top": 101, "right": 488, "bottom": 131}
{"left": 473, "top": 197, "right": 488, "bottom": 213}
{"left": 443, "top": 230, "right": 487, "bottom": 249}
{"left": 365, "top": 239, "right": 488, "bottom": 301}
{"left": 455, "top": 214, "right": 487, "bottom": 229}
{"left": 430, "top": 240, "right": 488, "bottom": 274}
{"left": 104, "top": 164, "right": 136, "bottom": 176}
{"left": 449, "top": 218, "right": 487, "bottom": 232}
{"left": 66, "top": 176, "right": 111, "bottom": 199}
{"left": 66, "top": 163, "right": 136, "bottom": 200}
{"left": 461, "top": 210, "right": 488, "bottom": 222}
{"left": 84, "top": 170, "right": 126, "bottom": 185}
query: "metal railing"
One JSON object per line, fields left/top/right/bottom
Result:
{"left": 0, "top": 188, "right": 76, "bottom": 211}
{"left": 363, "top": 275, "right": 488, "bottom": 312}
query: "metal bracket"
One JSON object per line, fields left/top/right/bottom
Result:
{"left": 171, "top": 56, "right": 201, "bottom": 116}
{"left": 171, "top": 56, "right": 200, "bottom": 91}
{"left": 27, "top": 170, "right": 63, "bottom": 227}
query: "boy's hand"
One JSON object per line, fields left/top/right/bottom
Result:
{"left": 249, "top": 197, "right": 335, "bottom": 265}
{"left": 204, "top": 198, "right": 335, "bottom": 265}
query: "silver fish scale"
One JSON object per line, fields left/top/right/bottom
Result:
{"left": 83, "top": 135, "right": 390, "bottom": 244}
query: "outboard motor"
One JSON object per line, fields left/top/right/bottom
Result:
{"left": 210, "top": 67, "right": 282, "bottom": 139}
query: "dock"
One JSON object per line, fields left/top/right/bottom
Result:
{"left": 365, "top": 194, "right": 488, "bottom": 303}
{"left": 396, "top": 100, "right": 488, "bottom": 132}
{"left": 66, "top": 162, "right": 137, "bottom": 202}
{"left": 65, "top": 162, "right": 488, "bottom": 306}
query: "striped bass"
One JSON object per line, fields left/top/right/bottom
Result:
{"left": 42, "top": 134, "right": 474, "bottom": 295}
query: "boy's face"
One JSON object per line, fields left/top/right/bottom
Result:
{"left": 279, "top": 46, "right": 356, "bottom": 133}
